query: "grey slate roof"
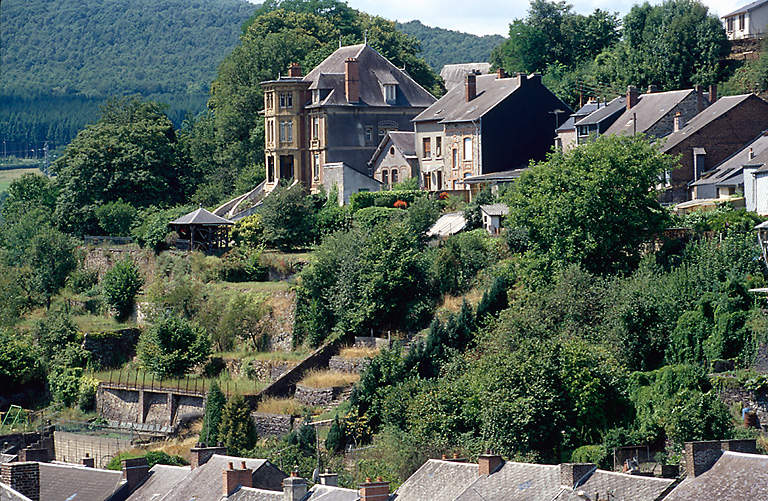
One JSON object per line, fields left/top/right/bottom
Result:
{"left": 692, "top": 131, "right": 768, "bottom": 187}
{"left": 126, "top": 464, "right": 190, "bottom": 501}
{"left": 169, "top": 207, "right": 234, "bottom": 226}
{"left": 463, "top": 168, "right": 527, "bottom": 184}
{"left": 395, "top": 460, "right": 674, "bottom": 501}
{"left": 723, "top": 0, "right": 768, "bottom": 17}
{"left": 664, "top": 451, "right": 768, "bottom": 500}
{"left": 161, "top": 455, "right": 285, "bottom": 501}
{"left": 574, "top": 96, "right": 626, "bottom": 127}
{"left": 0, "top": 484, "right": 31, "bottom": 501}
{"left": 303, "top": 44, "right": 436, "bottom": 108}
{"left": 231, "top": 484, "right": 359, "bottom": 501}
{"left": 414, "top": 74, "right": 522, "bottom": 123}
{"left": 39, "top": 462, "right": 124, "bottom": 501}
{"left": 440, "top": 63, "right": 491, "bottom": 91}
{"left": 605, "top": 89, "right": 695, "bottom": 136}
{"left": 480, "top": 203, "right": 509, "bottom": 216}
{"left": 394, "top": 460, "right": 479, "bottom": 501}
{"left": 388, "top": 131, "right": 417, "bottom": 158}
{"left": 660, "top": 94, "right": 755, "bottom": 152}
{"left": 557, "top": 102, "right": 600, "bottom": 132}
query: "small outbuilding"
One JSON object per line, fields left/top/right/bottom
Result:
{"left": 480, "top": 204, "right": 509, "bottom": 235}
{"left": 169, "top": 207, "right": 233, "bottom": 253}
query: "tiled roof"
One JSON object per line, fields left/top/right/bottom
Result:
{"left": 453, "top": 462, "right": 560, "bottom": 501}
{"left": 664, "top": 451, "right": 768, "bottom": 500}
{"left": 388, "top": 131, "right": 417, "bottom": 158}
{"left": 692, "top": 131, "right": 768, "bottom": 186}
{"left": 161, "top": 455, "right": 285, "bottom": 501}
{"left": 303, "top": 44, "right": 436, "bottom": 108}
{"left": 463, "top": 168, "right": 527, "bottom": 184}
{"left": 557, "top": 102, "right": 600, "bottom": 132}
{"left": 440, "top": 63, "right": 491, "bottom": 91}
{"left": 126, "top": 464, "right": 190, "bottom": 501}
{"left": 169, "top": 207, "right": 234, "bottom": 226}
{"left": 553, "top": 470, "right": 674, "bottom": 501}
{"left": 229, "top": 486, "right": 283, "bottom": 501}
{"left": 39, "top": 462, "right": 124, "bottom": 501}
{"left": 660, "top": 94, "right": 757, "bottom": 152}
{"left": 231, "top": 484, "right": 359, "bottom": 501}
{"left": 723, "top": 0, "right": 768, "bottom": 17}
{"left": 605, "top": 89, "right": 695, "bottom": 136}
{"left": 414, "top": 74, "right": 522, "bottom": 123}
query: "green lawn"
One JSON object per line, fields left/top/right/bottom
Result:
{"left": 0, "top": 167, "right": 42, "bottom": 193}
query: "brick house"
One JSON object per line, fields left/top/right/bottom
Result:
{"left": 659, "top": 93, "right": 768, "bottom": 203}
{"left": 368, "top": 131, "right": 419, "bottom": 189}
{"left": 260, "top": 44, "right": 436, "bottom": 198}
{"left": 413, "top": 70, "right": 571, "bottom": 192}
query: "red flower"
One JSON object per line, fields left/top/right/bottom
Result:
{"left": 439, "top": 192, "right": 449, "bottom": 200}
{"left": 394, "top": 200, "right": 408, "bottom": 209}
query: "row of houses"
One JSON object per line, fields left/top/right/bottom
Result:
{"left": 1, "top": 439, "right": 766, "bottom": 500}
{"left": 258, "top": 42, "right": 768, "bottom": 215}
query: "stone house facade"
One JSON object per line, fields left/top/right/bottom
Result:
{"left": 722, "top": 0, "right": 768, "bottom": 40}
{"left": 368, "top": 131, "right": 419, "bottom": 188}
{"left": 413, "top": 71, "right": 571, "bottom": 192}
{"left": 261, "top": 44, "right": 435, "bottom": 196}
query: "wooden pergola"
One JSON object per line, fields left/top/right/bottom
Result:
{"left": 169, "top": 207, "right": 234, "bottom": 254}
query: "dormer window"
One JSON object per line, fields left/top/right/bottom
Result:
{"left": 312, "top": 89, "right": 320, "bottom": 104}
{"left": 384, "top": 84, "right": 397, "bottom": 104}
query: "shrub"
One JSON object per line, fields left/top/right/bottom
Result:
{"left": 106, "top": 451, "right": 188, "bottom": 471}
{"left": 221, "top": 247, "right": 267, "bottom": 282}
{"left": 0, "top": 330, "right": 43, "bottom": 387}
{"left": 431, "top": 229, "right": 493, "bottom": 295}
{"left": 34, "top": 312, "right": 78, "bottom": 362}
{"left": 102, "top": 258, "right": 143, "bottom": 320}
{"left": 325, "top": 415, "right": 346, "bottom": 454}
{"left": 349, "top": 190, "right": 425, "bottom": 212}
{"left": 78, "top": 376, "right": 99, "bottom": 412}
{"left": 95, "top": 200, "right": 137, "bottom": 237}
{"left": 137, "top": 314, "right": 210, "bottom": 378}
{"left": 260, "top": 185, "right": 316, "bottom": 251}
{"left": 67, "top": 268, "right": 99, "bottom": 294}
{"left": 353, "top": 207, "right": 404, "bottom": 230}
{"left": 132, "top": 205, "right": 192, "bottom": 251}
{"left": 48, "top": 366, "right": 83, "bottom": 406}
{"left": 232, "top": 214, "right": 265, "bottom": 248}
{"left": 571, "top": 445, "right": 608, "bottom": 468}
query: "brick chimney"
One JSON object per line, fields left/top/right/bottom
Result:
{"left": 627, "top": 86, "right": 639, "bottom": 111}
{"left": 720, "top": 439, "right": 757, "bottom": 453}
{"left": 287, "top": 63, "right": 302, "bottom": 78}
{"left": 684, "top": 441, "right": 722, "bottom": 477}
{"left": 673, "top": 112, "right": 682, "bottom": 132}
{"left": 122, "top": 457, "right": 150, "bottom": 492}
{"left": 695, "top": 85, "right": 707, "bottom": 112}
{"left": 190, "top": 443, "right": 227, "bottom": 469}
{"left": 478, "top": 454, "right": 503, "bottom": 476}
{"left": 81, "top": 453, "right": 95, "bottom": 468}
{"left": 465, "top": 73, "right": 477, "bottom": 102}
{"left": 318, "top": 472, "right": 338, "bottom": 486}
{"left": 1, "top": 462, "right": 40, "bottom": 501}
{"left": 345, "top": 57, "right": 360, "bottom": 103}
{"left": 497, "top": 68, "right": 506, "bottom": 79}
{"left": 359, "top": 477, "right": 389, "bottom": 501}
{"left": 283, "top": 470, "right": 308, "bottom": 501}
{"left": 223, "top": 461, "right": 254, "bottom": 497}
{"left": 18, "top": 446, "right": 49, "bottom": 463}
{"left": 560, "top": 463, "right": 595, "bottom": 488}
{"left": 709, "top": 84, "right": 718, "bottom": 103}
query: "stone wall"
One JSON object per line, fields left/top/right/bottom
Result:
{"left": 257, "top": 342, "right": 341, "bottom": 401}
{"left": 717, "top": 380, "right": 768, "bottom": 427}
{"left": 0, "top": 428, "right": 54, "bottom": 455}
{"left": 80, "top": 329, "right": 140, "bottom": 369}
{"left": 54, "top": 431, "right": 132, "bottom": 469}
{"left": 225, "top": 358, "right": 297, "bottom": 382}
{"left": 98, "top": 387, "right": 140, "bottom": 425}
{"left": 82, "top": 247, "right": 154, "bottom": 280}
{"left": 96, "top": 386, "right": 204, "bottom": 431}
{"left": 294, "top": 384, "right": 342, "bottom": 407}
{"left": 328, "top": 356, "right": 370, "bottom": 374}
{"left": 252, "top": 413, "right": 295, "bottom": 438}
{"left": 353, "top": 337, "right": 390, "bottom": 349}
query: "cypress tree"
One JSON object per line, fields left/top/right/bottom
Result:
{"left": 200, "top": 382, "right": 226, "bottom": 446}
{"left": 325, "top": 416, "right": 345, "bottom": 454}
{"left": 477, "top": 276, "right": 508, "bottom": 321}
{"left": 218, "top": 395, "right": 256, "bottom": 456}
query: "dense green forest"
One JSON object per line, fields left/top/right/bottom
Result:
{"left": 0, "top": 0, "right": 258, "bottom": 154}
{"left": 396, "top": 20, "right": 505, "bottom": 70}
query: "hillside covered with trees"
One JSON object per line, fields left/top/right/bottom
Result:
{"left": 0, "top": 0, "right": 258, "bottom": 154}
{"left": 396, "top": 20, "right": 505, "bottom": 70}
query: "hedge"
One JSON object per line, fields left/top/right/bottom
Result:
{"left": 349, "top": 190, "right": 427, "bottom": 212}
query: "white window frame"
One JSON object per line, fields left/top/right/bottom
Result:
{"left": 463, "top": 137, "right": 473, "bottom": 162}
{"left": 279, "top": 120, "right": 293, "bottom": 143}
{"left": 385, "top": 84, "right": 397, "bottom": 103}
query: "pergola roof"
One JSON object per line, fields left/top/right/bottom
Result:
{"left": 169, "top": 207, "right": 233, "bottom": 226}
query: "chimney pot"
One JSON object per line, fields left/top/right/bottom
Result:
{"left": 287, "top": 62, "right": 302, "bottom": 78}
{"left": 750, "top": 147, "right": 755, "bottom": 160}
{"left": 241, "top": 461, "right": 247, "bottom": 470}
{"left": 359, "top": 478, "right": 390, "bottom": 501}
{"left": 647, "top": 84, "right": 658, "bottom": 93}
{"left": 345, "top": 58, "right": 360, "bottom": 103}
{"left": 627, "top": 86, "right": 640, "bottom": 111}
{"left": 497, "top": 68, "right": 506, "bottom": 79}
{"left": 453, "top": 452, "right": 459, "bottom": 459}
{"left": 674, "top": 112, "right": 682, "bottom": 132}
{"left": 441, "top": 454, "right": 447, "bottom": 460}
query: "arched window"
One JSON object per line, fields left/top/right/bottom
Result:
{"left": 392, "top": 169, "right": 399, "bottom": 184}
{"left": 382, "top": 170, "right": 389, "bottom": 186}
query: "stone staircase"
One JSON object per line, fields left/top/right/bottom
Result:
{"left": 321, "top": 386, "right": 354, "bottom": 414}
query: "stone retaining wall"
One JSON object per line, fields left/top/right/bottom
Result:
{"left": 328, "top": 356, "right": 371, "bottom": 374}
{"left": 354, "top": 337, "right": 390, "bottom": 349}
{"left": 252, "top": 413, "right": 295, "bottom": 438}
{"left": 80, "top": 329, "right": 140, "bottom": 369}
{"left": 718, "top": 383, "right": 768, "bottom": 426}
{"left": 226, "top": 358, "right": 297, "bottom": 382}
{"left": 294, "top": 384, "right": 342, "bottom": 407}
